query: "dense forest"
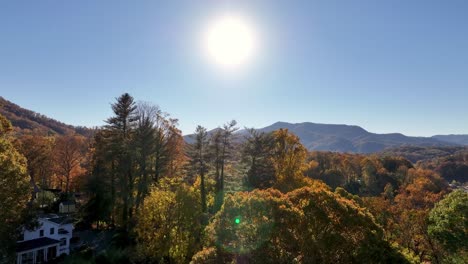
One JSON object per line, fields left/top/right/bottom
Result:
{"left": 1, "top": 93, "right": 467, "bottom": 264}
{"left": 0, "top": 96, "right": 92, "bottom": 137}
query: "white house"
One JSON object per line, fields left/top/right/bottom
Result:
{"left": 16, "top": 214, "right": 74, "bottom": 264}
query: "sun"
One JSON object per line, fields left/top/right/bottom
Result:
{"left": 202, "top": 14, "right": 257, "bottom": 69}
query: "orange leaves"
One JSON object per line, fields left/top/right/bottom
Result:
{"left": 395, "top": 168, "right": 447, "bottom": 210}
{"left": 53, "top": 134, "right": 88, "bottom": 192}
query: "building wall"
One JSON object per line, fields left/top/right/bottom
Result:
{"left": 20, "top": 218, "right": 73, "bottom": 255}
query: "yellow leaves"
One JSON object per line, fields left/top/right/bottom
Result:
{"left": 192, "top": 175, "right": 216, "bottom": 209}
{"left": 0, "top": 131, "right": 31, "bottom": 253}
{"left": 0, "top": 114, "right": 12, "bottom": 135}
{"left": 135, "top": 179, "right": 202, "bottom": 263}
{"left": 200, "top": 185, "right": 395, "bottom": 263}
{"left": 270, "top": 128, "right": 309, "bottom": 192}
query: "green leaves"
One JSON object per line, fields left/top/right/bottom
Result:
{"left": 428, "top": 190, "right": 468, "bottom": 254}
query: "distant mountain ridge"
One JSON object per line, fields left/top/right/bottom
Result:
{"left": 431, "top": 135, "right": 468, "bottom": 146}
{"left": 186, "top": 121, "right": 467, "bottom": 153}
{"left": 0, "top": 96, "right": 91, "bottom": 136}
{"left": 248, "top": 122, "right": 463, "bottom": 153}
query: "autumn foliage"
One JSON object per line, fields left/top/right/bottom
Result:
{"left": 2, "top": 94, "right": 466, "bottom": 264}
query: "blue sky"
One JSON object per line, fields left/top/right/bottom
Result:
{"left": 1, "top": 0, "right": 467, "bottom": 136}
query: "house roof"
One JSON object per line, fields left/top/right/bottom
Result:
{"left": 60, "top": 201, "right": 76, "bottom": 206}
{"left": 16, "top": 237, "right": 60, "bottom": 253}
{"left": 39, "top": 213, "right": 59, "bottom": 219}
{"left": 47, "top": 216, "right": 73, "bottom": 225}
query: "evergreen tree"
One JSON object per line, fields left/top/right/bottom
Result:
{"left": 242, "top": 129, "right": 275, "bottom": 189}
{"left": 188, "top": 126, "right": 210, "bottom": 213}
{"left": 104, "top": 93, "right": 138, "bottom": 229}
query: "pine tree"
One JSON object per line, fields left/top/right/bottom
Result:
{"left": 188, "top": 126, "right": 210, "bottom": 213}
{"left": 104, "top": 93, "right": 138, "bottom": 229}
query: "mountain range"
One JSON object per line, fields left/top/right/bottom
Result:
{"left": 1, "top": 96, "right": 467, "bottom": 153}
{"left": 186, "top": 121, "right": 468, "bottom": 153}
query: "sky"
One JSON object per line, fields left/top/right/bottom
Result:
{"left": 1, "top": 0, "right": 467, "bottom": 136}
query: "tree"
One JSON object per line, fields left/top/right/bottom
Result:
{"left": 135, "top": 178, "right": 202, "bottom": 263}
{"left": 133, "top": 103, "right": 157, "bottom": 210}
{"left": 0, "top": 114, "right": 12, "bottom": 134}
{"left": 242, "top": 129, "right": 275, "bottom": 189}
{"left": 210, "top": 120, "right": 238, "bottom": 210}
{"left": 163, "top": 119, "right": 186, "bottom": 179}
{"left": 82, "top": 171, "right": 112, "bottom": 229}
{"left": 197, "top": 183, "right": 409, "bottom": 263}
{"left": 382, "top": 183, "right": 395, "bottom": 200}
{"left": 0, "top": 114, "right": 31, "bottom": 261}
{"left": 361, "top": 158, "right": 379, "bottom": 195}
{"left": 210, "top": 130, "right": 223, "bottom": 192}
{"left": 428, "top": 190, "right": 468, "bottom": 257}
{"left": 243, "top": 129, "right": 311, "bottom": 192}
{"left": 188, "top": 126, "right": 210, "bottom": 213}
{"left": 104, "top": 93, "right": 138, "bottom": 228}
{"left": 14, "top": 134, "right": 54, "bottom": 200}
{"left": 219, "top": 121, "right": 238, "bottom": 192}
{"left": 54, "top": 134, "right": 87, "bottom": 194}
{"left": 271, "top": 129, "right": 309, "bottom": 192}
{"left": 87, "top": 95, "right": 187, "bottom": 230}
{"left": 372, "top": 168, "right": 450, "bottom": 262}
{"left": 395, "top": 168, "right": 447, "bottom": 210}
{"left": 152, "top": 107, "right": 173, "bottom": 181}
{"left": 133, "top": 102, "right": 186, "bottom": 209}
{"left": 85, "top": 130, "right": 116, "bottom": 226}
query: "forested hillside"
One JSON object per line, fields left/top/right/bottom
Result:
{"left": 380, "top": 146, "right": 468, "bottom": 163}
{"left": 0, "top": 96, "right": 92, "bottom": 137}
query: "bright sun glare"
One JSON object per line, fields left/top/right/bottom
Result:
{"left": 203, "top": 14, "right": 257, "bottom": 69}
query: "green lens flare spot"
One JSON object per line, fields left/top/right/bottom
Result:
{"left": 235, "top": 218, "right": 240, "bottom": 224}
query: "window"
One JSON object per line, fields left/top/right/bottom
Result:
{"left": 39, "top": 230, "right": 44, "bottom": 237}
{"left": 60, "top": 238, "right": 66, "bottom": 246}
{"left": 50, "top": 227, "right": 54, "bottom": 235}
